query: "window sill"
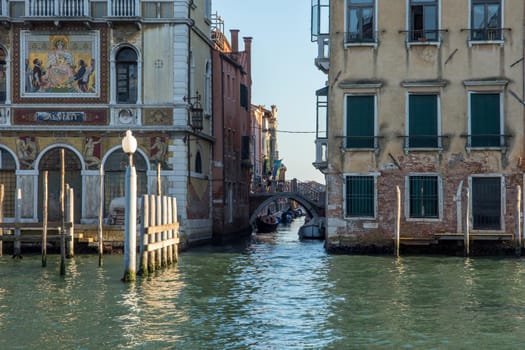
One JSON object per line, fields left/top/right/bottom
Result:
{"left": 404, "top": 147, "right": 443, "bottom": 153}
{"left": 406, "top": 217, "right": 441, "bottom": 223}
{"left": 345, "top": 216, "right": 377, "bottom": 221}
{"left": 468, "top": 40, "right": 504, "bottom": 47}
{"left": 406, "top": 41, "right": 441, "bottom": 48}
{"left": 344, "top": 42, "right": 378, "bottom": 49}
{"left": 466, "top": 146, "right": 506, "bottom": 153}
{"left": 342, "top": 148, "right": 378, "bottom": 152}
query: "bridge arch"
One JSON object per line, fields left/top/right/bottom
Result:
{"left": 249, "top": 192, "right": 323, "bottom": 225}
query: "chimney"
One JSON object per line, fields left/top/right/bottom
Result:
{"left": 243, "top": 36, "right": 253, "bottom": 82}
{"left": 230, "top": 29, "right": 239, "bottom": 52}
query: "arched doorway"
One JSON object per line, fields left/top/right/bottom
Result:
{"left": 103, "top": 149, "right": 148, "bottom": 217}
{"left": 38, "top": 148, "right": 82, "bottom": 223}
{"left": 0, "top": 148, "right": 16, "bottom": 218}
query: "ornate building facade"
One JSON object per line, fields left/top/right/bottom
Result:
{"left": 0, "top": 0, "right": 214, "bottom": 247}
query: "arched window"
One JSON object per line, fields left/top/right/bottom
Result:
{"left": 116, "top": 47, "right": 137, "bottom": 103}
{"left": 195, "top": 151, "right": 202, "bottom": 174}
{"left": 0, "top": 48, "right": 6, "bottom": 103}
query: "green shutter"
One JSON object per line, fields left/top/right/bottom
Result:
{"left": 346, "top": 96, "right": 374, "bottom": 148}
{"left": 471, "top": 93, "right": 500, "bottom": 147}
{"left": 409, "top": 95, "right": 437, "bottom": 148}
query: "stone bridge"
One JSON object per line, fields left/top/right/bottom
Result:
{"left": 249, "top": 180, "right": 326, "bottom": 225}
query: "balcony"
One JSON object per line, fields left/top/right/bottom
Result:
{"left": 26, "top": 0, "right": 89, "bottom": 17}
{"left": 313, "top": 138, "right": 328, "bottom": 170}
{"left": 18, "top": 0, "right": 142, "bottom": 18}
{"left": 314, "top": 33, "right": 329, "bottom": 73}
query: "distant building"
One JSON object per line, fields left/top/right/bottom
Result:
{"left": 251, "top": 104, "right": 279, "bottom": 188}
{"left": 312, "top": 0, "right": 525, "bottom": 253}
{"left": 211, "top": 17, "right": 253, "bottom": 240}
{"left": 0, "top": 0, "right": 214, "bottom": 248}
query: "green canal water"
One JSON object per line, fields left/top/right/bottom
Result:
{"left": 1, "top": 220, "right": 525, "bottom": 349}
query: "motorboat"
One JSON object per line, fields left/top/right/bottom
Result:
{"left": 298, "top": 217, "right": 325, "bottom": 240}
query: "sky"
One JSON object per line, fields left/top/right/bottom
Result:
{"left": 213, "top": 1, "right": 326, "bottom": 184}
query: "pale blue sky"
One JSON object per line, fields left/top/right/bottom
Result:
{"left": 213, "top": 1, "right": 326, "bottom": 184}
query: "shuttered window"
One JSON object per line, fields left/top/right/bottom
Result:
{"left": 409, "top": 176, "right": 438, "bottom": 218}
{"left": 346, "top": 95, "right": 375, "bottom": 148}
{"left": 470, "top": 93, "right": 500, "bottom": 147}
{"left": 345, "top": 175, "right": 374, "bottom": 217}
{"left": 409, "top": 94, "right": 438, "bottom": 148}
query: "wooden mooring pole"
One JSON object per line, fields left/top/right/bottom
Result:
{"left": 13, "top": 188, "right": 22, "bottom": 259}
{"left": 395, "top": 186, "right": 401, "bottom": 257}
{"left": 98, "top": 166, "right": 104, "bottom": 267}
{"left": 465, "top": 188, "right": 470, "bottom": 257}
{"left": 157, "top": 162, "right": 161, "bottom": 196}
{"left": 60, "top": 149, "right": 66, "bottom": 275}
{"left": 0, "top": 184, "right": 4, "bottom": 257}
{"left": 42, "top": 171, "right": 48, "bottom": 267}
{"left": 66, "top": 187, "right": 74, "bottom": 258}
{"left": 516, "top": 185, "right": 522, "bottom": 256}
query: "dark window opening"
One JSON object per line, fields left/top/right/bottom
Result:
{"left": 472, "top": 177, "right": 501, "bottom": 230}
{"left": 116, "top": 47, "right": 138, "bottom": 104}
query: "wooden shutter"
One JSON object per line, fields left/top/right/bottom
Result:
{"left": 409, "top": 95, "right": 437, "bottom": 148}
{"left": 346, "top": 96, "right": 374, "bottom": 148}
{"left": 471, "top": 93, "right": 500, "bottom": 147}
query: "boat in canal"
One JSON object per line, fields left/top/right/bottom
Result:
{"left": 298, "top": 217, "right": 324, "bottom": 240}
{"left": 255, "top": 215, "right": 279, "bottom": 233}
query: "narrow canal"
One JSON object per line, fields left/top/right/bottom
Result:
{"left": 1, "top": 219, "right": 525, "bottom": 349}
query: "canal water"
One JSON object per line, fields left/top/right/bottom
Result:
{"left": 1, "top": 220, "right": 525, "bottom": 349}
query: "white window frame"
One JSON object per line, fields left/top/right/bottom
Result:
{"left": 468, "top": 174, "right": 505, "bottom": 232}
{"left": 405, "top": 0, "right": 442, "bottom": 47}
{"left": 467, "top": 0, "right": 505, "bottom": 47}
{"left": 344, "top": 0, "right": 379, "bottom": 48}
{"left": 404, "top": 173, "right": 443, "bottom": 222}
{"left": 343, "top": 172, "right": 379, "bottom": 220}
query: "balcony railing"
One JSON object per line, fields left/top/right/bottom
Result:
{"left": 399, "top": 135, "right": 447, "bottom": 150}
{"left": 461, "top": 28, "right": 511, "bottom": 43}
{"left": 462, "top": 134, "right": 511, "bottom": 149}
{"left": 344, "top": 30, "right": 379, "bottom": 44}
{"left": 27, "top": 0, "right": 89, "bottom": 17}
{"left": 399, "top": 29, "right": 448, "bottom": 44}
{"left": 109, "top": 0, "right": 140, "bottom": 17}
{"left": 341, "top": 136, "right": 381, "bottom": 150}
{"left": 23, "top": 0, "right": 142, "bottom": 17}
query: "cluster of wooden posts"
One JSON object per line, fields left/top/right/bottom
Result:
{"left": 0, "top": 165, "right": 75, "bottom": 276}
{"left": 0, "top": 154, "right": 180, "bottom": 280}
{"left": 138, "top": 194, "right": 180, "bottom": 276}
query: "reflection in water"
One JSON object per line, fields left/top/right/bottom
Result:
{"left": 1, "top": 222, "right": 525, "bottom": 349}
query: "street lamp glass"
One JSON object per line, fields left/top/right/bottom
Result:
{"left": 122, "top": 129, "right": 137, "bottom": 154}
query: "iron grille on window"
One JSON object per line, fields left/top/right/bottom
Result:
{"left": 409, "top": 176, "right": 438, "bottom": 218}
{"left": 345, "top": 176, "right": 374, "bottom": 217}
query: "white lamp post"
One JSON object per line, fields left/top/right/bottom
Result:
{"left": 122, "top": 130, "right": 137, "bottom": 282}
